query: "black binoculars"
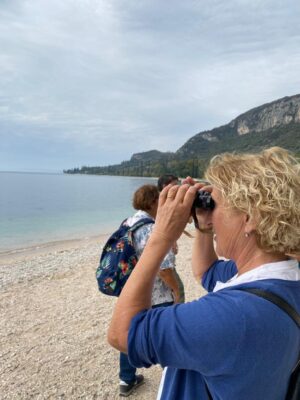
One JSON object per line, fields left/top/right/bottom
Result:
{"left": 192, "top": 190, "right": 215, "bottom": 211}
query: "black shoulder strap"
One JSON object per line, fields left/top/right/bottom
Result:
{"left": 205, "top": 288, "right": 300, "bottom": 399}
{"left": 240, "top": 287, "right": 300, "bottom": 385}
{"left": 237, "top": 288, "right": 300, "bottom": 328}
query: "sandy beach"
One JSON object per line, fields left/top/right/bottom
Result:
{"left": 0, "top": 231, "right": 206, "bottom": 399}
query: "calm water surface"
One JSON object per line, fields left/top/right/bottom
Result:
{"left": 0, "top": 172, "right": 156, "bottom": 251}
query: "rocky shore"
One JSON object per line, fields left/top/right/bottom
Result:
{"left": 0, "top": 232, "right": 205, "bottom": 399}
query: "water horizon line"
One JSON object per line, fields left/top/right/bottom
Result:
{"left": 0, "top": 170, "right": 63, "bottom": 175}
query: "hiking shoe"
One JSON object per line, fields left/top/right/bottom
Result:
{"left": 119, "top": 374, "right": 145, "bottom": 397}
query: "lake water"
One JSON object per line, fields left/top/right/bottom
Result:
{"left": 0, "top": 172, "right": 157, "bottom": 252}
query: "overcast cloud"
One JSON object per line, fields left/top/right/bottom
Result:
{"left": 1, "top": 0, "right": 300, "bottom": 171}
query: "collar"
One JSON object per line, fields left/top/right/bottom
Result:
{"left": 214, "top": 259, "right": 300, "bottom": 292}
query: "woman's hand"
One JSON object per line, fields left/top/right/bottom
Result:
{"left": 181, "top": 176, "right": 210, "bottom": 186}
{"left": 151, "top": 183, "right": 202, "bottom": 245}
{"left": 182, "top": 177, "right": 214, "bottom": 233}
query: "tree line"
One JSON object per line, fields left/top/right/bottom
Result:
{"left": 64, "top": 157, "right": 210, "bottom": 179}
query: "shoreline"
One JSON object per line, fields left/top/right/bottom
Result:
{"left": 0, "top": 223, "right": 116, "bottom": 256}
{"left": 0, "top": 228, "right": 204, "bottom": 399}
{"left": 0, "top": 233, "right": 109, "bottom": 266}
{"left": 0, "top": 234, "right": 109, "bottom": 289}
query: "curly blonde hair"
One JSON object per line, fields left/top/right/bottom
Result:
{"left": 205, "top": 147, "right": 300, "bottom": 254}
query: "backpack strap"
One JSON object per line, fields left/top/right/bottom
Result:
{"left": 237, "top": 288, "right": 300, "bottom": 328}
{"left": 128, "top": 218, "right": 154, "bottom": 233}
{"left": 238, "top": 287, "right": 300, "bottom": 399}
{"left": 206, "top": 288, "right": 300, "bottom": 399}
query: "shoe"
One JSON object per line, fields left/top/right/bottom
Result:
{"left": 119, "top": 374, "right": 145, "bottom": 397}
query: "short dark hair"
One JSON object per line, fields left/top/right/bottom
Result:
{"left": 132, "top": 185, "right": 159, "bottom": 211}
{"left": 157, "top": 174, "right": 179, "bottom": 192}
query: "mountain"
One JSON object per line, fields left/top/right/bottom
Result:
{"left": 64, "top": 94, "right": 300, "bottom": 178}
{"left": 176, "top": 94, "right": 300, "bottom": 158}
{"left": 130, "top": 150, "right": 175, "bottom": 163}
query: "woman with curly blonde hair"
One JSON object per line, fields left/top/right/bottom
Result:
{"left": 108, "top": 147, "right": 300, "bottom": 400}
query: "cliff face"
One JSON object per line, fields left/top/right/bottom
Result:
{"left": 231, "top": 95, "right": 300, "bottom": 135}
{"left": 177, "top": 94, "right": 300, "bottom": 157}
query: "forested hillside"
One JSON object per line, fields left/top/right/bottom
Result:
{"left": 64, "top": 94, "right": 300, "bottom": 178}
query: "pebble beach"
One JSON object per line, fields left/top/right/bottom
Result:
{"left": 0, "top": 232, "right": 206, "bottom": 399}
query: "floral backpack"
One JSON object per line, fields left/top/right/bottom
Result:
{"left": 96, "top": 218, "right": 154, "bottom": 296}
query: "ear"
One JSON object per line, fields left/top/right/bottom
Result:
{"left": 244, "top": 214, "right": 256, "bottom": 234}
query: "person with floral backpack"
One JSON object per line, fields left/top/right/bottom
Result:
{"left": 99, "top": 184, "right": 181, "bottom": 397}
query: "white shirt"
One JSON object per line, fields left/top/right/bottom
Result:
{"left": 214, "top": 259, "right": 300, "bottom": 292}
{"left": 127, "top": 210, "right": 175, "bottom": 305}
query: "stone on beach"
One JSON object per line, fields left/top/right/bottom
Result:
{"left": 0, "top": 232, "right": 205, "bottom": 399}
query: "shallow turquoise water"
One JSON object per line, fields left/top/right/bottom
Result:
{"left": 0, "top": 172, "right": 156, "bottom": 251}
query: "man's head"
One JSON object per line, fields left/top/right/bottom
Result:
{"left": 157, "top": 174, "right": 179, "bottom": 192}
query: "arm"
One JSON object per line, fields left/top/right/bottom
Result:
{"left": 192, "top": 229, "right": 217, "bottom": 282}
{"left": 134, "top": 221, "right": 180, "bottom": 302}
{"left": 181, "top": 176, "right": 218, "bottom": 281}
{"left": 128, "top": 291, "right": 245, "bottom": 373}
{"left": 190, "top": 194, "right": 218, "bottom": 281}
{"left": 159, "top": 268, "right": 181, "bottom": 303}
{"left": 172, "top": 241, "right": 178, "bottom": 254}
{"left": 107, "top": 183, "right": 200, "bottom": 353}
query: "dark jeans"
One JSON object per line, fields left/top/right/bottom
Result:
{"left": 119, "top": 301, "right": 174, "bottom": 383}
{"left": 119, "top": 352, "right": 136, "bottom": 384}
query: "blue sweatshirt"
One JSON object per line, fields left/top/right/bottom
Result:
{"left": 128, "top": 260, "right": 300, "bottom": 399}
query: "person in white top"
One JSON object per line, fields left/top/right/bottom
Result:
{"left": 118, "top": 184, "right": 181, "bottom": 397}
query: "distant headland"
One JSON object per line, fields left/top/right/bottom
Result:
{"left": 64, "top": 94, "right": 300, "bottom": 178}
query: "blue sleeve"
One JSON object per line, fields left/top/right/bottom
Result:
{"left": 128, "top": 292, "right": 244, "bottom": 375}
{"left": 202, "top": 260, "right": 238, "bottom": 292}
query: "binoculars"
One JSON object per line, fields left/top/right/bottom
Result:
{"left": 192, "top": 190, "right": 215, "bottom": 211}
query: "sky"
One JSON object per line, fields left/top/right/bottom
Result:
{"left": 1, "top": 0, "right": 300, "bottom": 172}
